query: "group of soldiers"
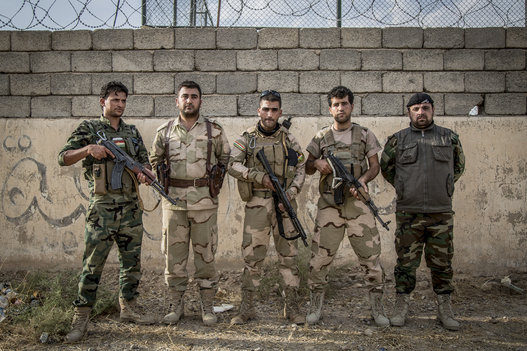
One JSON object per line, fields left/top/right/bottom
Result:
{"left": 58, "top": 80, "right": 465, "bottom": 343}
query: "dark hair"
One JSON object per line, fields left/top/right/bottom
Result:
{"left": 327, "top": 86, "right": 354, "bottom": 106}
{"left": 99, "top": 81, "right": 128, "bottom": 100}
{"left": 259, "top": 90, "right": 281, "bottom": 108}
{"left": 177, "top": 80, "right": 202, "bottom": 98}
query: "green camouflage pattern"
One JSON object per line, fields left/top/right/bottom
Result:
{"left": 393, "top": 212, "right": 455, "bottom": 295}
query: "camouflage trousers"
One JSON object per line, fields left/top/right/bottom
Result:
{"left": 162, "top": 208, "right": 219, "bottom": 291}
{"left": 74, "top": 199, "right": 143, "bottom": 308}
{"left": 240, "top": 195, "right": 300, "bottom": 292}
{"left": 308, "top": 198, "right": 384, "bottom": 292}
{"left": 394, "top": 211, "right": 454, "bottom": 295}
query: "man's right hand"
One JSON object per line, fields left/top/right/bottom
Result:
{"left": 314, "top": 158, "right": 332, "bottom": 175}
{"left": 87, "top": 144, "right": 114, "bottom": 160}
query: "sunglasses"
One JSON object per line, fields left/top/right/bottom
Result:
{"left": 260, "top": 90, "right": 281, "bottom": 98}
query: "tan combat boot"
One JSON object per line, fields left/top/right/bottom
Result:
{"left": 230, "top": 290, "right": 256, "bottom": 325}
{"left": 284, "top": 287, "right": 305, "bottom": 325}
{"left": 390, "top": 293, "right": 410, "bottom": 327}
{"left": 200, "top": 288, "right": 218, "bottom": 325}
{"left": 163, "top": 288, "right": 184, "bottom": 324}
{"left": 306, "top": 290, "right": 324, "bottom": 324}
{"left": 119, "top": 297, "right": 156, "bottom": 325}
{"left": 437, "top": 294, "right": 460, "bottom": 331}
{"left": 64, "top": 306, "right": 91, "bottom": 343}
{"left": 369, "top": 290, "right": 390, "bottom": 327}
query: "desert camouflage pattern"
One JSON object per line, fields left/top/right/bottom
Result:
{"left": 394, "top": 212, "right": 455, "bottom": 295}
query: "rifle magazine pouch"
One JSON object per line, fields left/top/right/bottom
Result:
{"left": 93, "top": 163, "right": 107, "bottom": 195}
{"left": 237, "top": 179, "right": 253, "bottom": 202}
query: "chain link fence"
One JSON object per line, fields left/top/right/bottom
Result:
{"left": 1, "top": 0, "right": 525, "bottom": 30}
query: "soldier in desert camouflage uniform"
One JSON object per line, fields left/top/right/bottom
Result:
{"left": 149, "top": 81, "right": 230, "bottom": 326}
{"left": 381, "top": 93, "right": 465, "bottom": 331}
{"left": 305, "top": 86, "right": 389, "bottom": 327}
{"left": 58, "top": 81, "right": 155, "bottom": 343}
{"left": 228, "top": 90, "right": 306, "bottom": 325}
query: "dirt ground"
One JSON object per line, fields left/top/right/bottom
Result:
{"left": 1, "top": 266, "right": 526, "bottom": 351}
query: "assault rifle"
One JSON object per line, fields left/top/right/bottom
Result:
{"left": 256, "top": 148, "right": 308, "bottom": 247}
{"left": 96, "top": 131, "right": 179, "bottom": 206}
{"left": 326, "top": 151, "right": 391, "bottom": 231}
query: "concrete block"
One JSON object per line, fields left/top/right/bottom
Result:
{"left": 0, "top": 96, "right": 30, "bottom": 117}
{"left": 444, "top": 50, "right": 484, "bottom": 71}
{"left": 217, "top": 28, "right": 257, "bottom": 49}
{"left": 11, "top": 31, "right": 51, "bottom": 51}
{"left": 30, "top": 52, "right": 71, "bottom": 73}
{"left": 0, "top": 74, "right": 8, "bottom": 95}
{"left": 485, "top": 50, "right": 525, "bottom": 70}
{"left": 320, "top": 49, "right": 361, "bottom": 70}
{"left": 341, "top": 28, "right": 381, "bottom": 48}
{"left": 424, "top": 72, "right": 464, "bottom": 93}
{"left": 300, "top": 28, "right": 340, "bottom": 48}
{"left": 341, "top": 72, "right": 382, "bottom": 93}
{"left": 134, "top": 73, "right": 175, "bottom": 94}
{"left": 31, "top": 96, "right": 71, "bottom": 117}
{"left": 282, "top": 93, "right": 321, "bottom": 116}
{"left": 0, "top": 53, "right": 29, "bottom": 73}
{"left": 154, "top": 95, "right": 178, "bottom": 117}
{"left": 383, "top": 28, "right": 423, "bottom": 48}
{"left": 465, "top": 72, "right": 505, "bottom": 93}
{"left": 51, "top": 74, "right": 91, "bottom": 95}
{"left": 72, "top": 96, "right": 100, "bottom": 117}
{"left": 258, "top": 71, "right": 299, "bottom": 93}
{"left": 423, "top": 28, "right": 464, "bottom": 48}
{"left": 383, "top": 72, "right": 423, "bottom": 93}
{"left": 444, "top": 94, "right": 484, "bottom": 115}
{"left": 112, "top": 51, "right": 153, "bottom": 72}
{"left": 237, "top": 94, "right": 259, "bottom": 116}
{"left": 506, "top": 28, "right": 527, "bottom": 48}
{"left": 72, "top": 51, "right": 112, "bottom": 72}
{"left": 217, "top": 73, "right": 257, "bottom": 94}
{"left": 125, "top": 95, "right": 154, "bottom": 116}
{"left": 175, "top": 28, "right": 215, "bottom": 49}
{"left": 362, "top": 50, "right": 402, "bottom": 70}
{"left": 195, "top": 50, "right": 236, "bottom": 71}
{"left": 134, "top": 28, "right": 174, "bottom": 49}
{"left": 258, "top": 28, "right": 298, "bottom": 49}
{"left": 485, "top": 93, "right": 526, "bottom": 115}
{"left": 403, "top": 50, "right": 443, "bottom": 71}
{"left": 506, "top": 71, "right": 527, "bottom": 92}
{"left": 10, "top": 74, "right": 50, "bottom": 96}
{"left": 201, "top": 95, "right": 237, "bottom": 117}
{"left": 92, "top": 74, "right": 133, "bottom": 95}
{"left": 278, "top": 49, "right": 319, "bottom": 70}
{"left": 299, "top": 71, "right": 340, "bottom": 93}
{"left": 175, "top": 73, "right": 216, "bottom": 94}
{"left": 361, "top": 94, "right": 403, "bottom": 116}
{"left": 237, "top": 50, "right": 278, "bottom": 71}
{"left": 93, "top": 29, "right": 133, "bottom": 50}
{"left": 465, "top": 28, "right": 505, "bottom": 48}
{"left": 0, "top": 31, "right": 10, "bottom": 51}
{"left": 154, "top": 50, "right": 194, "bottom": 72}
{"left": 52, "top": 31, "right": 92, "bottom": 50}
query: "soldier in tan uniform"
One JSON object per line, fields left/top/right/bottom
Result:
{"left": 228, "top": 90, "right": 306, "bottom": 324}
{"left": 305, "top": 86, "right": 389, "bottom": 327}
{"left": 149, "top": 81, "right": 231, "bottom": 325}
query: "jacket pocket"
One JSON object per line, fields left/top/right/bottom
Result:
{"left": 446, "top": 173, "right": 454, "bottom": 197}
{"left": 398, "top": 142, "right": 418, "bottom": 164}
{"left": 432, "top": 145, "right": 452, "bottom": 162}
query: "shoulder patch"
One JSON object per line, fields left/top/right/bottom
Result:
{"left": 233, "top": 140, "right": 246, "bottom": 152}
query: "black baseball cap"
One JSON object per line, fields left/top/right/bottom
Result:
{"left": 406, "top": 93, "right": 434, "bottom": 108}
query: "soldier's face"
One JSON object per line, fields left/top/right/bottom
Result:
{"left": 258, "top": 100, "right": 282, "bottom": 132}
{"left": 177, "top": 87, "right": 201, "bottom": 118}
{"left": 329, "top": 96, "right": 353, "bottom": 125}
{"left": 100, "top": 91, "right": 127, "bottom": 118}
{"left": 408, "top": 103, "right": 434, "bottom": 129}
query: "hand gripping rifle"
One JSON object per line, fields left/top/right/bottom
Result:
{"left": 96, "top": 131, "right": 179, "bottom": 206}
{"left": 326, "top": 151, "right": 391, "bottom": 231}
{"left": 256, "top": 148, "right": 308, "bottom": 247}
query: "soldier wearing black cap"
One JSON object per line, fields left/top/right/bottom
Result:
{"left": 380, "top": 92, "right": 465, "bottom": 330}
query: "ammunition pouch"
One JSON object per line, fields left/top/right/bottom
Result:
{"left": 237, "top": 180, "right": 253, "bottom": 202}
{"left": 93, "top": 163, "right": 107, "bottom": 195}
{"left": 209, "top": 163, "right": 226, "bottom": 198}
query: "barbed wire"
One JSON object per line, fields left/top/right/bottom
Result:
{"left": 0, "top": 0, "right": 524, "bottom": 31}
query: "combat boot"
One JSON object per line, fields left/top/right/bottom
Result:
{"left": 390, "top": 293, "right": 410, "bottom": 327}
{"left": 64, "top": 306, "right": 91, "bottom": 343}
{"left": 200, "top": 288, "right": 218, "bottom": 325}
{"left": 230, "top": 290, "right": 256, "bottom": 325}
{"left": 369, "top": 290, "right": 390, "bottom": 327}
{"left": 119, "top": 297, "right": 156, "bottom": 325}
{"left": 306, "top": 290, "right": 324, "bottom": 324}
{"left": 163, "top": 288, "right": 184, "bottom": 324}
{"left": 283, "top": 288, "right": 305, "bottom": 325}
{"left": 437, "top": 294, "right": 460, "bottom": 331}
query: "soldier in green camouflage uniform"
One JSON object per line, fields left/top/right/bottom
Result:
{"left": 305, "top": 86, "right": 389, "bottom": 327}
{"left": 58, "top": 81, "right": 154, "bottom": 343}
{"left": 380, "top": 93, "right": 465, "bottom": 331}
{"left": 149, "top": 81, "right": 231, "bottom": 326}
{"left": 228, "top": 90, "right": 306, "bottom": 325}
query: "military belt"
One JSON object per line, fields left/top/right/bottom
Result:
{"left": 169, "top": 178, "right": 209, "bottom": 187}
{"left": 252, "top": 189, "right": 273, "bottom": 199}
